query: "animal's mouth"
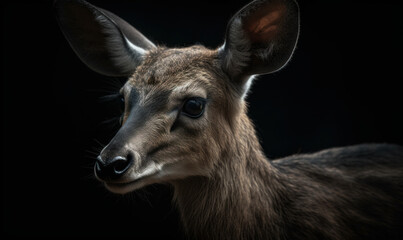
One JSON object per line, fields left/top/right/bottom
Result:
{"left": 103, "top": 172, "right": 158, "bottom": 194}
{"left": 94, "top": 160, "right": 164, "bottom": 194}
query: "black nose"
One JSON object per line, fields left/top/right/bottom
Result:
{"left": 95, "top": 155, "right": 133, "bottom": 180}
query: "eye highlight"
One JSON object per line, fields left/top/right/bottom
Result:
{"left": 182, "top": 97, "right": 206, "bottom": 118}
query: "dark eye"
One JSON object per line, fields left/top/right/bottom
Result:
{"left": 182, "top": 97, "right": 206, "bottom": 118}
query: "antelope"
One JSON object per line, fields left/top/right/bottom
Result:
{"left": 55, "top": 0, "right": 403, "bottom": 239}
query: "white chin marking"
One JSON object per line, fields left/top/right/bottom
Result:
{"left": 102, "top": 160, "right": 205, "bottom": 194}
{"left": 104, "top": 162, "right": 162, "bottom": 194}
{"left": 104, "top": 180, "right": 150, "bottom": 194}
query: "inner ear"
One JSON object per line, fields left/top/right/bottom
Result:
{"left": 220, "top": 0, "right": 300, "bottom": 88}
{"left": 244, "top": 2, "right": 286, "bottom": 43}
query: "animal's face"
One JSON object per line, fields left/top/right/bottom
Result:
{"left": 97, "top": 47, "right": 237, "bottom": 193}
{"left": 55, "top": 0, "right": 299, "bottom": 194}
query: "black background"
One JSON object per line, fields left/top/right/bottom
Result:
{"left": 2, "top": 0, "right": 402, "bottom": 238}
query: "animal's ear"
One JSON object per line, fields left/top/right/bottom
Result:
{"left": 54, "top": 0, "right": 156, "bottom": 77}
{"left": 219, "top": 0, "right": 299, "bottom": 87}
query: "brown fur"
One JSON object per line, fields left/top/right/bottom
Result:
{"left": 55, "top": 1, "right": 403, "bottom": 239}
{"left": 126, "top": 46, "right": 403, "bottom": 240}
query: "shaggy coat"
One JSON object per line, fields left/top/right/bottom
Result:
{"left": 55, "top": 0, "right": 403, "bottom": 239}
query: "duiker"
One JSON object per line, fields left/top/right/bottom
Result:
{"left": 55, "top": 0, "right": 403, "bottom": 239}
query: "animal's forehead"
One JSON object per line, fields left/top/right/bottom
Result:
{"left": 128, "top": 46, "right": 218, "bottom": 87}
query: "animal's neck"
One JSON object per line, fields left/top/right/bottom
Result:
{"left": 172, "top": 113, "right": 289, "bottom": 240}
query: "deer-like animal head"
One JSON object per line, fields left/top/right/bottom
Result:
{"left": 55, "top": 0, "right": 299, "bottom": 194}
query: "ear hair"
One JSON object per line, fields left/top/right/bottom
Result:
{"left": 219, "top": 0, "right": 300, "bottom": 95}
{"left": 94, "top": 10, "right": 147, "bottom": 75}
{"left": 220, "top": 17, "right": 253, "bottom": 78}
{"left": 54, "top": 0, "right": 156, "bottom": 76}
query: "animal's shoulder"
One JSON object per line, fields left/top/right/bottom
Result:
{"left": 273, "top": 144, "right": 403, "bottom": 240}
{"left": 272, "top": 143, "right": 403, "bottom": 170}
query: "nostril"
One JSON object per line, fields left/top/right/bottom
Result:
{"left": 112, "top": 156, "right": 131, "bottom": 174}
{"left": 111, "top": 154, "right": 134, "bottom": 177}
{"left": 95, "top": 155, "right": 133, "bottom": 180}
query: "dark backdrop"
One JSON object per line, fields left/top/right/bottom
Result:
{"left": 2, "top": 0, "right": 402, "bottom": 237}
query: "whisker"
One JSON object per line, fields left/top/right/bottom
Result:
{"left": 85, "top": 149, "right": 100, "bottom": 156}
{"left": 84, "top": 154, "right": 99, "bottom": 162}
{"left": 98, "top": 93, "right": 122, "bottom": 103}
{"left": 99, "top": 116, "right": 121, "bottom": 127}
{"left": 87, "top": 88, "right": 118, "bottom": 95}
{"left": 93, "top": 138, "right": 106, "bottom": 148}
{"left": 98, "top": 76, "right": 125, "bottom": 92}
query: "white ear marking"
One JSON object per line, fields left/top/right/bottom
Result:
{"left": 95, "top": 13, "right": 147, "bottom": 75}
{"left": 126, "top": 38, "right": 146, "bottom": 55}
{"left": 242, "top": 75, "right": 256, "bottom": 99}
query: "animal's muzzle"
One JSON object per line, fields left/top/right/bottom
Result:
{"left": 95, "top": 155, "right": 133, "bottom": 181}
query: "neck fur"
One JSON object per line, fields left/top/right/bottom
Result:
{"left": 172, "top": 111, "right": 288, "bottom": 240}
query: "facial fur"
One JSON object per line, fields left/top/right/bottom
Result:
{"left": 100, "top": 46, "right": 242, "bottom": 193}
